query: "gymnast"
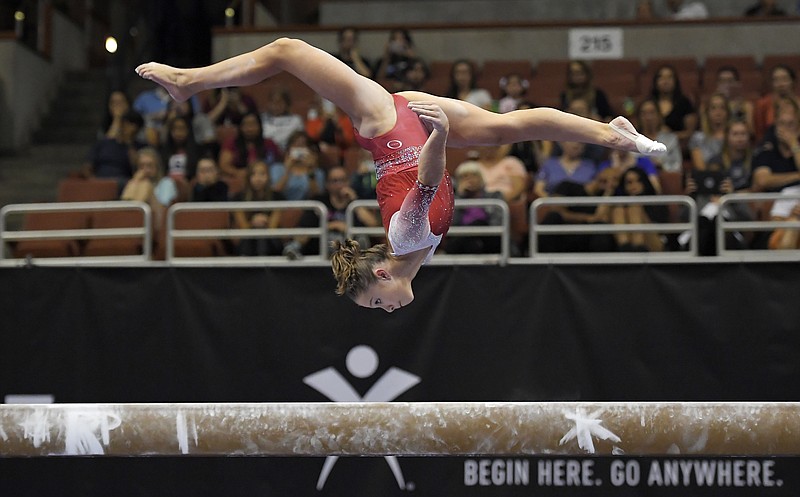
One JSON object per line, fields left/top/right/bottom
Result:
{"left": 136, "top": 37, "right": 666, "bottom": 313}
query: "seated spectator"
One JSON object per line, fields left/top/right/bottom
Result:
{"left": 445, "top": 59, "right": 493, "bottom": 110}
{"left": 98, "top": 90, "right": 131, "bottom": 140}
{"left": 538, "top": 167, "right": 621, "bottom": 253}
{"left": 498, "top": 73, "right": 529, "bottom": 114}
{"left": 611, "top": 166, "right": 669, "bottom": 252}
{"left": 690, "top": 92, "right": 730, "bottom": 171}
{"left": 598, "top": 149, "right": 661, "bottom": 193}
{"left": 636, "top": 98, "right": 683, "bottom": 172}
{"left": 635, "top": 0, "right": 656, "bottom": 19}
{"left": 560, "top": 60, "right": 613, "bottom": 121}
{"left": 755, "top": 65, "right": 799, "bottom": 143}
{"left": 768, "top": 185, "right": 800, "bottom": 249}
{"left": 163, "top": 99, "right": 217, "bottom": 153}
{"left": 232, "top": 161, "right": 285, "bottom": 256}
{"left": 752, "top": 98, "right": 800, "bottom": 193}
{"left": 285, "top": 166, "right": 381, "bottom": 259}
{"left": 191, "top": 157, "right": 229, "bottom": 202}
{"left": 120, "top": 147, "right": 178, "bottom": 229}
{"left": 373, "top": 29, "right": 417, "bottom": 83}
{"left": 331, "top": 27, "right": 373, "bottom": 79}
{"left": 133, "top": 85, "right": 200, "bottom": 146}
{"left": 260, "top": 86, "right": 305, "bottom": 153}
{"left": 218, "top": 112, "right": 281, "bottom": 195}
{"left": 203, "top": 87, "right": 258, "bottom": 127}
{"left": 350, "top": 147, "right": 379, "bottom": 200}
{"left": 445, "top": 161, "right": 506, "bottom": 255}
{"left": 745, "top": 0, "right": 787, "bottom": 16}
{"left": 305, "top": 95, "right": 356, "bottom": 167}
{"left": 474, "top": 145, "right": 529, "bottom": 202}
{"left": 666, "top": 0, "right": 709, "bottom": 19}
{"left": 534, "top": 141, "right": 597, "bottom": 198}
{"left": 270, "top": 131, "right": 325, "bottom": 200}
{"left": 684, "top": 119, "right": 755, "bottom": 255}
{"left": 396, "top": 58, "right": 430, "bottom": 92}
{"left": 160, "top": 115, "right": 201, "bottom": 184}
{"left": 709, "top": 66, "right": 755, "bottom": 134}
{"left": 82, "top": 110, "right": 145, "bottom": 190}
{"left": 649, "top": 64, "right": 698, "bottom": 148}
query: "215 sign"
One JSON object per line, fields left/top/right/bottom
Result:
{"left": 568, "top": 28, "right": 623, "bottom": 59}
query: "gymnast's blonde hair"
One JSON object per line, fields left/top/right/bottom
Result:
{"left": 330, "top": 239, "right": 392, "bottom": 299}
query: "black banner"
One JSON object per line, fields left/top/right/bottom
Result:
{"left": 1, "top": 263, "right": 799, "bottom": 496}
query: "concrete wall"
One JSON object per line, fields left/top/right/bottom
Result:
{"left": 0, "top": 10, "right": 87, "bottom": 151}
{"left": 212, "top": 18, "right": 800, "bottom": 67}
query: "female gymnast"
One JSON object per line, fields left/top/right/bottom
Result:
{"left": 136, "top": 37, "right": 666, "bottom": 313}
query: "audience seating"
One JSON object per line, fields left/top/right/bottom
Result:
{"left": 82, "top": 209, "right": 148, "bottom": 257}
{"left": 57, "top": 179, "right": 120, "bottom": 202}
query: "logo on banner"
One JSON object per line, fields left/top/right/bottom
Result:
{"left": 303, "top": 345, "right": 421, "bottom": 491}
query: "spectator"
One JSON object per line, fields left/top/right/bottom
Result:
{"left": 160, "top": 115, "right": 201, "bottom": 183}
{"left": 332, "top": 27, "right": 373, "bottom": 79}
{"left": 557, "top": 97, "right": 609, "bottom": 166}
{"left": 474, "top": 145, "right": 529, "bottom": 202}
{"left": 560, "top": 60, "right": 613, "bottom": 121}
{"left": 163, "top": 99, "right": 217, "bottom": 152}
{"left": 270, "top": 131, "right": 325, "bottom": 200}
{"left": 507, "top": 102, "right": 545, "bottom": 176}
{"left": 611, "top": 166, "right": 669, "bottom": 252}
{"left": 232, "top": 160, "right": 285, "bottom": 256}
{"left": 537, "top": 167, "right": 621, "bottom": 253}
{"left": 754, "top": 64, "right": 799, "bottom": 142}
{"left": 752, "top": 97, "right": 800, "bottom": 192}
{"left": 120, "top": 147, "right": 178, "bottom": 223}
{"left": 82, "top": 110, "right": 145, "bottom": 189}
{"left": 218, "top": 112, "right": 281, "bottom": 195}
{"left": 133, "top": 85, "right": 200, "bottom": 146}
{"left": 374, "top": 29, "right": 417, "bottom": 83}
{"left": 397, "top": 58, "right": 430, "bottom": 92}
{"left": 445, "top": 160, "right": 506, "bottom": 254}
{"left": 286, "top": 166, "right": 381, "bottom": 258}
{"left": 191, "top": 156, "right": 229, "bottom": 202}
{"left": 598, "top": 149, "right": 661, "bottom": 193}
{"left": 745, "top": 0, "right": 787, "bottom": 16}
{"left": 636, "top": 98, "right": 683, "bottom": 172}
{"left": 350, "top": 147, "right": 379, "bottom": 200}
{"left": 305, "top": 95, "right": 356, "bottom": 167}
{"left": 534, "top": 141, "right": 597, "bottom": 197}
{"left": 767, "top": 185, "right": 800, "bottom": 249}
{"left": 689, "top": 92, "right": 731, "bottom": 171}
{"left": 649, "top": 64, "right": 698, "bottom": 147}
{"left": 635, "top": 0, "right": 657, "bottom": 19}
{"left": 99, "top": 90, "right": 131, "bottom": 139}
{"left": 666, "top": 0, "right": 709, "bottom": 19}
{"left": 446, "top": 59, "right": 493, "bottom": 110}
{"left": 685, "top": 119, "right": 755, "bottom": 254}
{"left": 260, "top": 86, "right": 305, "bottom": 153}
{"left": 498, "top": 73, "right": 529, "bottom": 114}
{"left": 709, "top": 66, "right": 755, "bottom": 135}
{"left": 203, "top": 87, "right": 258, "bottom": 127}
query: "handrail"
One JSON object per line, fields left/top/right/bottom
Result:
{"left": 166, "top": 201, "right": 329, "bottom": 264}
{"left": 529, "top": 195, "right": 698, "bottom": 259}
{"left": 344, "top": 198, "right": 512, "bottom": 265}
{"left": 0, "top": 201, "right": 152, "bottom": 263}
{"left": 716, "top": 192, "right": 800, "bottom": 261}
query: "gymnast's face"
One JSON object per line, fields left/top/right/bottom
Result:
{"left": 355, "top": 269, "right": 413, "bottom": 313}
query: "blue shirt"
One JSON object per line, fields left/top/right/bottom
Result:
{"left": 537, "top": 157, "right": 597, "bottom": 194}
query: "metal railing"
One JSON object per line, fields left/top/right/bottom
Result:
{"left": 166, "top": 201, "right": 329, "bottom": 265}
{"left": 0, "top": 201, "right": 152, "bottom": 264}
{"left": 529, "top": 195, "right": 698, "bottom": 260}
{"left": 345, "top": 198, "right": 512, "bottom": 265}
{"left": 717, "top": 192, "right": 800, "bottom": 261}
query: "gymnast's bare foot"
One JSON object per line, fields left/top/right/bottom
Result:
{"left": 609, "top": 116, "right": 667, "bottom": 157}
{"left": 135, "top": 62, "right": 194, "bottom": 103}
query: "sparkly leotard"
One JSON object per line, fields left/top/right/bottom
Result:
{"left": 354, "top": 95, "right": 454, "bottom": 262}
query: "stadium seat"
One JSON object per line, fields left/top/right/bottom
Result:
{"left": 57, "top": 178, "right": 120, "bottom": 202}
{"left": 12, "top": 211, "right": 88, "bottom": 258}
{"left": 82, "top": 209, "right": 148, "bottom": 257}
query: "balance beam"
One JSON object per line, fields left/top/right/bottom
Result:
{"left": 0, "top": 402, "right": 798, "bottom": 457}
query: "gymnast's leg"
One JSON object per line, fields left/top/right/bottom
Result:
{"left": 136, "top": 38, "right": 394, "bottom": 137}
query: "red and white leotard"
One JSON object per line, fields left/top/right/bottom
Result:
{"left": 354, "top": 95, "right": 454, "bottom": 263}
